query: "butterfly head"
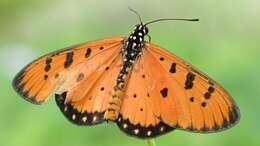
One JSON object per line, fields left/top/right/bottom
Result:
{"left": 128, "top": 24, "right": 149, "bottom": 44}
{"left": 134, "top": 24, "right": 149, "bottom": 36}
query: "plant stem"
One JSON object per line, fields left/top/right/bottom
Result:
{"left": 147, "top": 139, "right": 156, "bottom": 146}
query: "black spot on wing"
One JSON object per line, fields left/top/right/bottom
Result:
{"left": 44, "top": 64, "right": 51, "bottom": 72}
{"left": 159, "top": 57, "right": 164, "bottom": 61}
{"left": 76, "top": 73, "right": 84, "bottom": 82}
{"left": 105, "top": 66, "right": 109, "bottom": 71}
{"left": 64, "top": 52, "right": 74, "bottom": 68}
{"left": 44, "top": 57, "right": 52, "bottom": 72}
{"left": 44, "top": 74, "right": 48, "bottom": 80}
{"left": 201, "top": 102, "right": 207, "bottom": 107}
{"left": 85, "top": 48, "right": 91, "bottom": 58}
{"left": 160, "top": 88, "right": 168, "bottom": 98}
{"left": 190, "top": 97, "right": 194, "bottom": 102}
{"left": 208, "top": 86, "right": 215, "bottom": 93}
{"left": 116, "top": 114, "right": 174, "bottom": 139}
{"left": 169, "top": 63, "right": 176, "bottom": 73}
{"left": 54, "top": 73, "right": 59, "bottom": 79}
{"left": 185, "top": 72, "right": 195, "bottom": 89}
{"left": 55, "top": 92, "right": 104, "bottom": 125}
{"left": 204, "top": 86, "right": 215, "bottom": 100}
{"left": 204, "top": 92, "right": 211, "bottom": 99}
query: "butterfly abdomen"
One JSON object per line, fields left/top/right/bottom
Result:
{"left": 104, "top": 88, "right": 124, "bottom": 120}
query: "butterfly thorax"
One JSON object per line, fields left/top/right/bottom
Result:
{"left": 104, "top": 24, "right": 148, "bottom": 121}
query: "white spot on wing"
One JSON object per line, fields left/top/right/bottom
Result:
{"left": 93, "top": 116, "right": 97, "bottom": 122}
{"left": 160, "top": 126, "right": 164, "bottom": 132}
{"left": 82, "top": 116, "right": 87, "bottom": 122}
{"left": 72, "top": 114, "right": 76, "bottom": 120}
{"left": 134, "top": 129, "right": 139, "bottom": 134}
{"left": 64, "top": 106, "right": 68, "bottom": 112}
{"left": 147, "top": 131, "right": 152, "bottom": 136}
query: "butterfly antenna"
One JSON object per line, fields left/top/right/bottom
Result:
{"left": 128, "top": 7, "right": 143, "bottom": 24}
{"left": 144, "top": 18, "right": 199, "bottom": 26}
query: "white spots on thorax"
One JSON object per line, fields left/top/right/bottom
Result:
{"left": 138, "top": 32, "right": 143, "bottom": 36}
{"left": 133, "top": 43, "right": 137, "bottom": 47}
{"left": 139, "top": 38, "right": 143, "bottom": 42}
{"left": 123, "top": 123, "right": 128, "bottom": 129}
{"left": 133, "top": 36, "right": 136, "bottom": 40}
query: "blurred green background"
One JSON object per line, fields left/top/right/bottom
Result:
{"left": 0, "top": 0, "right": 259, "bottom": 146}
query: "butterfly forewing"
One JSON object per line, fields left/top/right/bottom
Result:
{"left": 144, "top": 42, "right": 240, "bottom": 132}
{"left": 13, "top": 37, "right": 124, "bottom": 104}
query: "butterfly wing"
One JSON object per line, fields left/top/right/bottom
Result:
{"left": 55, "top": 51, "right": 123, "bottom": 125}
{"left": 13, "top": 37, "right": 124, "bottom": 104}
{"left": 116, "top": 48, "right": 175, "bottom": 138}
{"left": 116, "top": 58, "right": 174, "bottom": 138}
{"left": 116, "top": 42, "right": 239, "bottom": 138}
{"left": 145, "top": 42, "right": 240, "bottom": 132}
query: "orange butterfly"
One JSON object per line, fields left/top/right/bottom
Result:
{"left": 12, "top": 11, "right": 240, "bottom": 139}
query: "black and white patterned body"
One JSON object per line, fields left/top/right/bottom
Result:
{"left": 116, "top": 24, "right": 148, "bottom": 89}
{"left": 104, "top": 24, "right": 149, "bottom": 120}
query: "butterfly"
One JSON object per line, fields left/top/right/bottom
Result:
{"left": 12, "top": 9, "right": 240, "bottom": 139}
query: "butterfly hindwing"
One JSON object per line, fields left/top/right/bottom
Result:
{"left": 12, "top": 37, "right": 124, "bottom": 104}
{"left": 55, "top": 49, "right": 123, "bottom": 125}
{"left": 143, "top": 42, "right": 240, "bottom": 132}
{"left": 55, "top": 92, "right": 105, "bottom": 125}
{"left": 116, "top": 51, "right": 174, "bottom": 138}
